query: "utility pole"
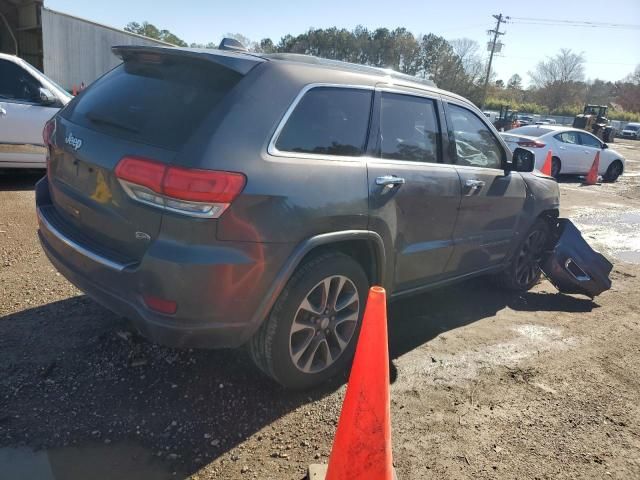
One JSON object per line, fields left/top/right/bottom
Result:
{"left": 480, "top": 13, "right": 507, "bottom": 111}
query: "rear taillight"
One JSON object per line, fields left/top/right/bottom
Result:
{"left": 115, "top": 156, "right": 246, "bottom": 218}
{"left": 43, "top": 118, "right": 56, "bottom": 146}
{"left": 517, "top": 140, "right": 546, "bottom": 148}
{"left": 43, "top": 118, "right": 56, "bottom": 175}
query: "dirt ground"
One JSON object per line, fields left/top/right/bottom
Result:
{"left": 1, "top": 140, "right": 639, "bottom": 480}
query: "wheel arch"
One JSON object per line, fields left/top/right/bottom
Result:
{"left": 244, "top": 230, "right": 386, "bottom": 341}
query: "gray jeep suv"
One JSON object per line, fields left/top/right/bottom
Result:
{"left": 36, "top": 45, "right": 559, "bottom": 389}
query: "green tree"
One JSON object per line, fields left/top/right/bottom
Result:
{"left": 507, "top": 74, "right": 522, "bottom": 90}
{"left": 124, "top": 21, "right": 187, "bottom": 47}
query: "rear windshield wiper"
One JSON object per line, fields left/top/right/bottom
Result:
{"left": 86, "top": 112, "right": 140, "bottom": 134}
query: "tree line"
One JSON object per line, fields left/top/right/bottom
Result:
{"left": 125, "top": 22, "right": 640, "bottom": 121}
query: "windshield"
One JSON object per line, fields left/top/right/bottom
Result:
{"left": 625, "top": 125, "right": 639, "bottom": 131}
{"left": 508, "top": 126, "right": 553, "bottom": 137}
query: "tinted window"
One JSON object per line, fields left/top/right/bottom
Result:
{"left": 555, "top": 131, "right": 580, "bottom": 145}
{"left": 63, "top": 58, "right": 242, "bottom": 150}
{"left": 380, "top": 92, "right": 440, "bottom": 163}
{"left": 579, "top": 132, "right": 602, "bottom": 148}
{"left": 0, "top": 59, "right": 41, "bottom": 102}
{"left": 275, "top": 87, "right": 372, "bottom": 156}
{"left": 448, "top": 104, "right": 503, "bottom": 169}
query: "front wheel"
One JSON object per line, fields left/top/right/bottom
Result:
{"left": 497, "top": 218, "right": 551, "bottom": 291}
{"left": 603, "top": 160, "right": 623, "bottom": 183}
{"left": 248, "top": 252, "right": 369, "bottom": 389}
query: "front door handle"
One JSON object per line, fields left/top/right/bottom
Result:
{"left": 465, "top": 179, "right": 485, "bottom": 188}
{"left": 376, "top": 175, "right": 406, "bottom": 187}
{"left": 0, "top": 106, "right": 6, "bottom": 116}
{"left": 464, "top": 179, "right": 485, "bottom": 196}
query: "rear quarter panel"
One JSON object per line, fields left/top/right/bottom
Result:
{"left": 181, "top": 62, "right": 371, "bottom": 244}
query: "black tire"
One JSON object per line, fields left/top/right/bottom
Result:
{"left": 248, "top": 252, "right": 369, "bottom": 390}
{"left": 551, "top": 157, "right": 561, "bottom": 179}
{"left": 603, "top": 160, "right": 623, "bottom": 183}
{"left": 497, "top": 218, "right": 551, "bottom": 292}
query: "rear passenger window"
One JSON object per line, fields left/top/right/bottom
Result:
{"left": 275, "top": 87, "right": 372, "bottom": 157}
{"left": 448, "top": 104, "right": 504, "bottom": 169}
{"left": 380, "top": 92, "right": 440, "bottom": 163}
{"left": 555, "top": 131, "right": 579, "bottom": 144}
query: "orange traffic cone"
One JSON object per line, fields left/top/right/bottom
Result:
{"left": 318, "top": 286, "right": 394, "bottom": 480}
{"left": 540, "top": 149, "right": 553, "bottom": 176}
{"left": 584, "top": 151, "right": 600, "bottom": 185}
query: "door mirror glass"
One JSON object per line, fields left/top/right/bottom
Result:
{"left": 511, "top": 148, "right": 535, "bottom": 172}
{"left": 39, "top": 87, "right": 57, "bottom": 105}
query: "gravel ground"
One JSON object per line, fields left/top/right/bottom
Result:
{"left": 1, "top": 140, "right": 639, "bottom": 479}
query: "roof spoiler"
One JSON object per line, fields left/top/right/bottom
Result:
{"left": 112, "top": 45, "right": 263, "bottom": 75}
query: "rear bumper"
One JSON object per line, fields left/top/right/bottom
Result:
{"left": 36, "top": 176, "right": 290, "bottom": 348}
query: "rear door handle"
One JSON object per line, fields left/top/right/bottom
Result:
{"left": 376, "top": 175, "right": 406, "bottom": 187}
{"left": 0, "top": 106, "right": 6, "bottom": 116}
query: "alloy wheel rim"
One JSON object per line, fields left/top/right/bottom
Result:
{"left": 289, "top": 275, "right": 360, "bottom": 374}
{"left": 515, "top": 229, "right": 547, "bottom": 287}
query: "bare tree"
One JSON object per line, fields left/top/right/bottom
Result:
{"left": 450, "top": 38, "right": 484, "bottom": 82}
{"left": 529, "top": 49, "right": 586, "bottom": 109}
{"left": 615, "top": 65, "right": 640, "bottom": 113}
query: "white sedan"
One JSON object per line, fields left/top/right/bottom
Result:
{"left": 500, "top": 125, "right": 625, "bottom": 182}
{"left": 0, "top": 53, "right": 71, "bottom": 169}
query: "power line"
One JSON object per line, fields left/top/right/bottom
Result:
{"left": 507, "top": 17, "right": 640, "bottom": 30}
{"left": 499, "top": 55, "right": 637, "bottom": 66}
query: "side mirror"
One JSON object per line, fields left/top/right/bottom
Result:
{"left": 510, "top": 148, "right": 535, "bottom": 172}
{"left": 602, "top": 143, "right": 608, "bottom": 149}
{"left": 38, "top": 87, "right": 57, "bottom": 105}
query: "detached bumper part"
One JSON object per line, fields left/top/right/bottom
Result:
{"left": 541, "top": 219, "right": 612, "bottom": 298}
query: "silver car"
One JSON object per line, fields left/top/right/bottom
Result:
{"left": 0, "top": 53, "right": 71, "bottom": 169}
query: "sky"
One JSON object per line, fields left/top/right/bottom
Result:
{"left": 46, "top": 0, "right": 640, "bottom": 86}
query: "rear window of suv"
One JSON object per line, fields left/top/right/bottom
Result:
{"left": 274, "top": 87, "right": 373, "bottom": 157}
{"left": 62, "top": 57, "right": 242, "bottom": 150}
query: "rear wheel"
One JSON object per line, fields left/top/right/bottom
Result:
{"left": 551, "top": 157, "right": 561, "bottom": 179}
{"left": 248, "top": 252, "right": 369, "bottom": 390}
{"left": 497, "top": 218, "right": 551, "bottom": 291}
{"left": 603, "top": 160, "right": 623, "bottom": 183}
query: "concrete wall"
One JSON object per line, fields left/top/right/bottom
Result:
{"left": 41, "top": 7, "right": 169, "bottom": 90}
